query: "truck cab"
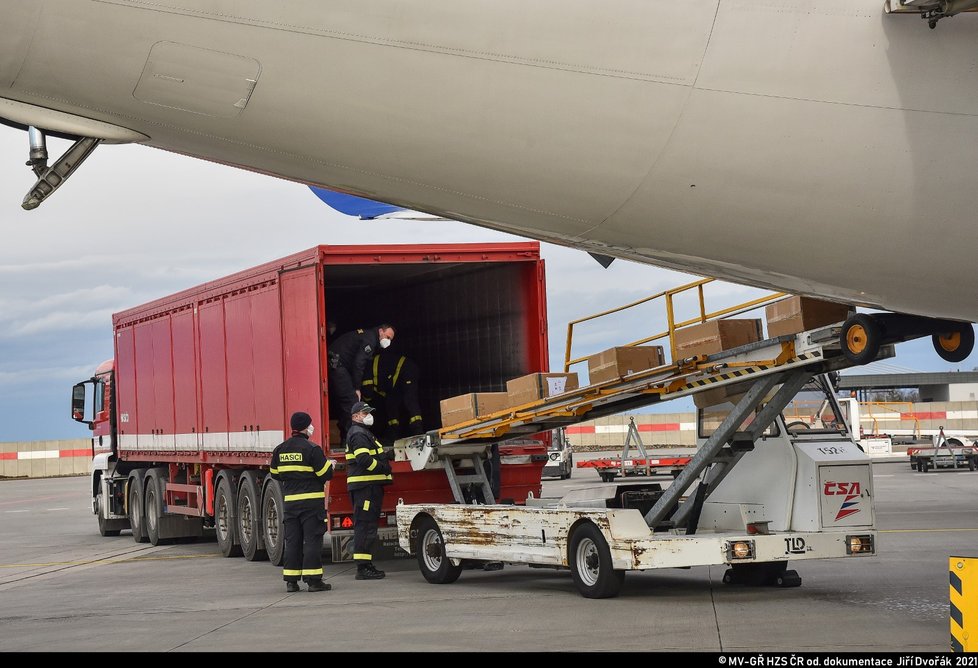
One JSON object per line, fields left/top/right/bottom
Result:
{"left": 541, "top": 428, "right": 573, "bottom": 480}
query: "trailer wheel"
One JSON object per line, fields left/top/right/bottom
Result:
{"left": 911, "top": 459, "right": 919, "bottom": 472}
{"left": 969, "top": 457, "right": 976, "bottom": 472}
{"left": 840, "top": 314, "right": 882, "bottom": 365}
{"left": 127, "top": 473, "right": 148, "bottom": 544}
{"left": 215, "top": 477, "right": 243, "bottom": 558}
{"left": 599, "top": 472, "right": 616, "bottom": 483}
{"left": 262, "top": 479, "right": 285, "bottom": 566}
{"left": 569, "top": 522, "right": 624, "bottom": 599}
{"left": 144, "top": 472, "right": 168, "bottom": 547}
{"left": 919, "top": 459, "right": 929, "bottom": 473}
{"left": 415, "top": 516, "right": 462, "bottom": 585}
{"left": 237, "top": 473, "right": 267, "bottom": 562}
{"left": 933, "top": 325, "right": 975, "bottom": 363}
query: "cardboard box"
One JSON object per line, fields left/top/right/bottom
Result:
{"left": 765, "top": 296, "right": 851, "bottom": 338}
{"left": 440, "top": 392, "right": 510, "bottom": 426}
{"left": 673, "top": 319, "right": 762, "bottom": 358}
{"left": 587, "top": 346, "right": 666, "bottom": 385}
{"left": 506, "top": 372, "right": 579, "bottom": 407}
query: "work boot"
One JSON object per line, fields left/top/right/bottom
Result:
{"left": 285, "top": 581, "right": 300, "bottom": 593}
{"left": 355, "top": 563, "right": 386, "bottom": 580}
{"left": 306, "top": 580, "right": 332, "bottom": 592}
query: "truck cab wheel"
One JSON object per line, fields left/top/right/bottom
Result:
{"left": 96, "top": 490, "right": 125, "bottom": 537}
{"left": 415, "top": 516, "right": 462, "bottom": 585}
{"left": 568, "top": 522, "right": 624, "bottom": 599}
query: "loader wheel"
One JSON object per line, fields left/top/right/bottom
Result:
{"left": 933, "top": 325, "right": 975, "bottom": 363}
{"left": 776, "top": 570, "right": 802, "bottom": 588}
{"left": 569, "top": 522, "right": 625, "bottom": 599}
{"left": 416, "top": 516, "right": 462, "bottom": 585}
{"left": 840, "top": 314, "right": 882, "bottom": 365}
{"left": 723, "top": 561, "right": 791, "bottom": 587}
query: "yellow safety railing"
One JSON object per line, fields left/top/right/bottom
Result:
{"left": 564, "top": 277, "right": 785, "bottom": 372}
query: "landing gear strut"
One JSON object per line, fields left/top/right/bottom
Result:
{"left": 21, "top": 126, "right": 101, "bottom": 210}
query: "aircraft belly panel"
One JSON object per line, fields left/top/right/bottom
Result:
{"left": 593, "top": 88, "right": 978, "bottom": 321}
{"left": 698, "top": 0, "right": 978, "bottom": 116}
{"left": 0, "top": 2, "right": 40, "bottom": 89}
{"left": 93, "top": 0, "right": 719, "bottom": 86}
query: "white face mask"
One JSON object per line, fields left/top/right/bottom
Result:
{"left": 362, "top": 414, "right": 375, "bottom": 427}
{"left": 379, "top": 337, "right": 391, "bottom": 349}
{"left": 305, "top": 425, "right": 314, "bottom": 437}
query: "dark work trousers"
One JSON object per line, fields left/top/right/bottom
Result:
{"left": 283, "top": 503, "right": 326, "bottom": 583}
{"left": 481, "top": 443, "right": 501, "bottom": 502}
{"left": 350, "top": 486, "right": 385, "bottom": 562}
{"left": 327, "top": 364, "right": 357, "bottom": 440}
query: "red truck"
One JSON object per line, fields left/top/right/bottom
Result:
{"left": 72, "top": 243, "right": 550, "bottom": 563}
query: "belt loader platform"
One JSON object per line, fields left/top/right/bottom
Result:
{"left": 393, "top": 280, "right": 974, "bottom": 597}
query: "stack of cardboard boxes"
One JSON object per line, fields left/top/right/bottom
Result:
{"left": 437, "top": 296, "right": 850, "bottom": 428}
{"left": 437, "top": 346, "right": 666, "bottom": 428}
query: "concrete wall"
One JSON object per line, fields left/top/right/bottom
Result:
{"left": 0, "top": 439, "right": 90, "bottom": 478}
{"left": 856, "top": 400, "right": 978, "bottom": 437}
{"left": 565, "top": 412, "right": 697, "bottom": 450}
{"left": 564, "top": 400, "right": 978, "bottom": 451}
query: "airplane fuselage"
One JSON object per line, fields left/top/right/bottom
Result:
{"left": 2, "top": 1, "right": 977, "bottom": 319}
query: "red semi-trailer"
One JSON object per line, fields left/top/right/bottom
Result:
{"left": 72, "top": 243, "right": 550, "bottom": 563}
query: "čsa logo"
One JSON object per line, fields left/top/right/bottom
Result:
{"left": 823, "top": 481, "right": 861, "bottom": 521}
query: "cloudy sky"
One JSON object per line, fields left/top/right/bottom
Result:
{"left": 0, "top": 127, "right": 965, "bottom": 442}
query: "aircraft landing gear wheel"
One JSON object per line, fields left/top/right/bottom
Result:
{"left": 932, "top": 325, "right": 975, "bottom": 363}
{"left": 840, "top": 314, "right": 882, "bottom": 365}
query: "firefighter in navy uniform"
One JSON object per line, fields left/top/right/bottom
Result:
{"left": 327, "top": 324, "right": 395, "bottom": 441}
{"left": 360, "top": 351, "right": 424, "bottom": 446}
{"left": 270, "top": 411, "right": 334, "bottom": 593}
{"left": 344, "top": 401, "right": 393, "bottom": 580}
